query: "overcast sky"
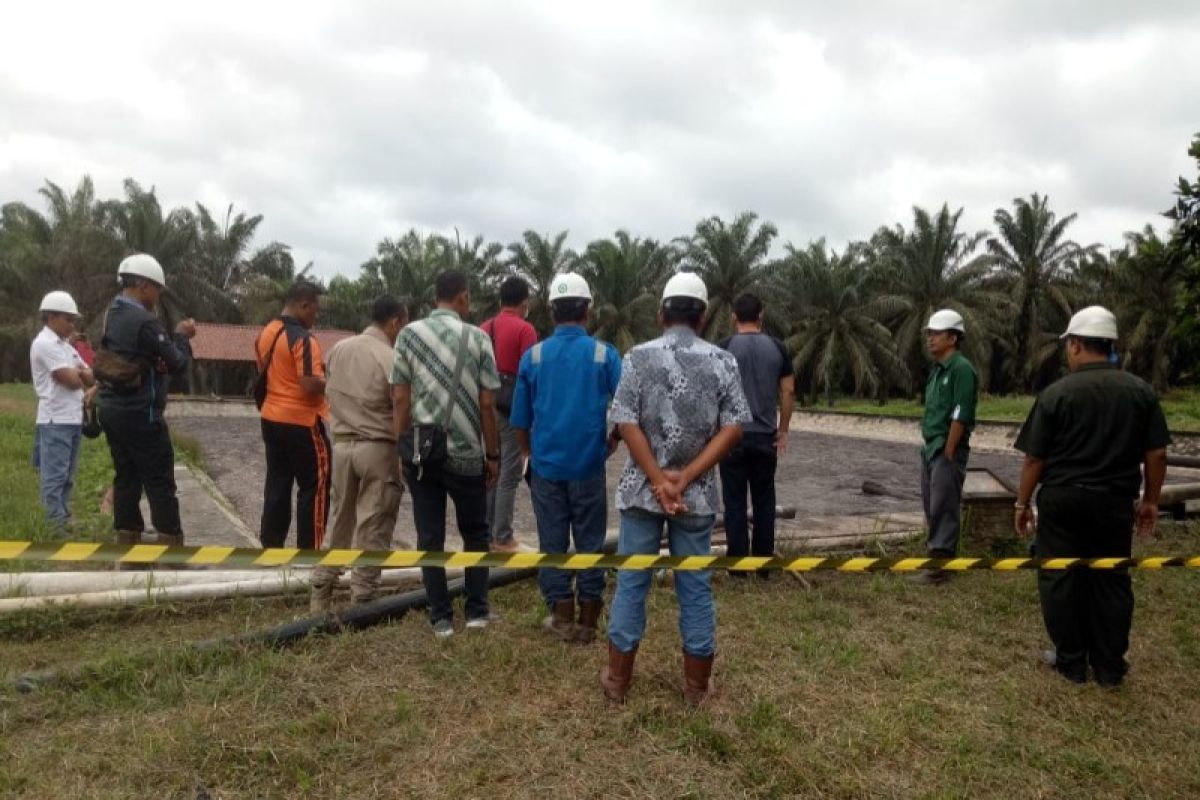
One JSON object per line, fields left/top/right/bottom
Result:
{"left": 2, "top": 1, "right": 1198, "bottom": 279}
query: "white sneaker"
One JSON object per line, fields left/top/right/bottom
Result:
{"left": 432, "top": 619, "right": 455, "bottom": 638}
{"left": 465, "top": 616, "right": 489, "bottom": 630}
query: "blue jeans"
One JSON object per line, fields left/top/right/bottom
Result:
{"left": 37, "top": 423, "right": 83, "bottom": 524}
{"left": 607, "top": 508, "right": 717, "bottom": 657}
{"left": 530, "top": 471, "right": 607, "bottom": 605}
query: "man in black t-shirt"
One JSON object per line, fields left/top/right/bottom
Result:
{"left": 717, "top": 293, "right": 795, "bottom": 577}
{"left": 1013, "top": 306, "right": 1170, "bottom": 687}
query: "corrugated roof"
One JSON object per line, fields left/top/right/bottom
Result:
{"left": 191, "top": 323, "right": 357, "bottom": 363}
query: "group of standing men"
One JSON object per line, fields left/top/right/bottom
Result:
{"left": 27, "top": 250, "right": 1172, "bottom": 700}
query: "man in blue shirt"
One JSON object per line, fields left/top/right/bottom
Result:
{"left": 510, "top": 272, "right": 622, "bottom": 644}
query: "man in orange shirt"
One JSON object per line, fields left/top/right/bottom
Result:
{"left": 256, "top": 281, "right": 332, "bottom": 550}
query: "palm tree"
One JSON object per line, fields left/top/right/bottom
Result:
{"left": 0, "top": 176, "right": 124, "bottom": 332}
{"left": 577, "top": 230, "right": 675, "bottom": 352}
{"left": 441, "top": 230, "right": 506, "bottom": 321}
{"left": 676, "top": 211, "right": 778, "bottom": 341}
{"left": 986, "top": 194, "right": 1090, "bottom": 391}
{"left": 873, "top": 204, "right": 1005, "bottom": 393}
{"left": 1083, "top": 227, "right": 1187, "bottom": 392}
{"left": 506, "top": 230, "right": 576, "bottom": 336}
{"left": 192, "top": 203, "right": 266, "bottom": 292}
{"left": 359, "top": 229, "right": 445, "bottom": 321}
{"left": 775, "top": 240, "right": 909, "bottom": 405}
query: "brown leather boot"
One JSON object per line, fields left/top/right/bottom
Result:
{"left": 154, "top": 533, "right": 184, "bottom": 547}
{"left": 599, "top": 642, "right": 637, "bottom": 703}
{"left": 682, "top": 651, "right": 715, "bottom": 706}
{"left": 574, "top": 599, "right": 602, "bottom": 644}
{"left": 542, "top": 598, "right": 576, "bottom": 641}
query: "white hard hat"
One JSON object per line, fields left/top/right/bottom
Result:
{"left": 926, "top": 309, "right": 965, "bottom": 333}
{"left": 39, "top": 290, "right": 79, "bottom": 316}
{"left": 1061, "top": 305, "right": 1118, "bottom": 340}
{"left": 549, "top": 272, "right": 592, "bottom": 302}
{"left": 117, "top": 253, "right": 166, "bottom": 288}
{"left": 662, "top": 272, "right": 708, "bottom": 307}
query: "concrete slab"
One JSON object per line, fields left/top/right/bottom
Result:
{"left": 138, "top": 464, "right": 259, "bottom": 548}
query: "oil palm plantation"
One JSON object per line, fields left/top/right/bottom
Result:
{"left": 774, "top": 240, "right": 909, "bottom": 405}
{"left": 676, "top": 211, "right": 777, "bottom": 341}
{"left": 986, "top": 194, "right": 1089, "bottom": 391}
{"left": 873, "top": 204, "right": 1005, "bottom": 393}
{"left": 577, "top": 230, "right": 675, "bottom": 352}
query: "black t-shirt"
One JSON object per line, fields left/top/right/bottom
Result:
{"left": 718, "top": 332, "right": 793, "bottom": 435}
{"left": 1014, "top": 363, "right": 1171, "bottom": 497}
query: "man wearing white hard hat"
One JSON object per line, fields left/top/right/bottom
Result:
{"left": 509, "top": 272, "right": 621, "bottom": 644}
{"left": 601, "top": 271, "right": 751, "bottom": 705}
{"left": 95, "top": 254, "right": 196, "bottom": 548}
{"left": 915, "top": 308, "right": 979, "bottom": 584}
{"left": 29, "top": 291, "right": 94, "bottom": 527}
{"left": 1013, "top": 305, "right": 1169, "bottom": 687}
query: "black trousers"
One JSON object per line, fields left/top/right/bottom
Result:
{"left": 404, "top": 463, "right": 490, "bottom": 624}
{"left": 1036, "top": 486, "right": 1135, "bottom": 684}
{"left": 99, "top": 407, "right": 182, "bottom": 536}
{"left": 260, "top": 418, "right": 331, "bottom": 550}
{"left": 719, "top": 432, "right": 778, "bottom": 561}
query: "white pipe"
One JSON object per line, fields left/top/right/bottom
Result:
{"left": 0, "top": 567, "right": 429, "bottom": 599}
{"left": 0, "top": 567, "right": 449, "bottom": 613}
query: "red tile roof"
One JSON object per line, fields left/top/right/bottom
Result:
{"left": 191, "top": 323, "right": 357, "bottom": 363}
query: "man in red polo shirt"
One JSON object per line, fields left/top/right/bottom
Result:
{"left": 482, "top": 276, "right": 538, "bottom": 552}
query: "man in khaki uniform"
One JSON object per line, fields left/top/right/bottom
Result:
{"left": 311, "top": 296, "right": 408, "bottom": 612}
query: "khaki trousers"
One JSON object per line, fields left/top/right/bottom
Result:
{"left": 312, "top": 439, "right": 404, "bottom": 602}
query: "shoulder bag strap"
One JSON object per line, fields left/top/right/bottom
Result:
{"left": 440, "top": 322, "right": 472, "bottom": 429}
{"left": 256, "top": 321, "right": 288, "bottom": 371}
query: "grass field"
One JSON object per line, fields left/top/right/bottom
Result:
{"left": 1, "top": 525, "right": 1199, "bottom": 798}
{"left": 2, "top": 381, "right": 1199, "bottom": 797}
{"left": 811, "top": 387, "right": 1200, "bottom": 432}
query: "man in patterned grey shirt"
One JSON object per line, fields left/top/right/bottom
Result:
{"left": 600, "top": 272, "right": 751, "bottom": 706}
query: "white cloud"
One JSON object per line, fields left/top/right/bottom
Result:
{"left": 1, "top": 0, "right": 1197, "bottom": 279}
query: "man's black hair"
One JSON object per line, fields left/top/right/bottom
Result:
{"left": 732, "top": 293, "right": 764, "bottom": 323}
{"left": 370, "top": 295, "right": 407, "bottom": 325}
{"left": 551, "top": 298, "right": 589, "bottom": 324}
{"left": 1069, "top": 335, "right": 1114, "bottom": 356}
{"left": 499, "top": 276, "right": 530, "bottom": 307}
{"left": 662, "top": 297, "right": 706, "bottom": 328}
{"left": 284, "top": 280, "right": 323, "bottom": 306}
{"left": 435, "top": 270, "right": 469, "bottom": 302}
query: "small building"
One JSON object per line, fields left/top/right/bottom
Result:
{"left": 185, "top": 323, "right": 356, "bottom": 397}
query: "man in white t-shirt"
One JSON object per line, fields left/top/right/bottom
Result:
{"left": 29, "top": 291, "right": 94, "bottom": 527}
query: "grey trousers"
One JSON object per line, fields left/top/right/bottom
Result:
{"left": 920, "top": 452, "right": 966, "bottom": 555}
{"left": 485, "top": 412, "right": 524, "bottom": 544}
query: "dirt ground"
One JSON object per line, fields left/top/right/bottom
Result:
{"left": 169, "top": 416, "right": 1026, "bottom": 548}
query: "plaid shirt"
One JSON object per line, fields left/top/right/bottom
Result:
{"left": 391, "top": 309, "right": 501, "bottom": 475}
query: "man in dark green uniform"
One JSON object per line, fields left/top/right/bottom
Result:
{"left": 1013, "top": 306, "right": 1169, "bottom": 687}
{"left": 916, "top": 309, "right": 978, "bottom": 584}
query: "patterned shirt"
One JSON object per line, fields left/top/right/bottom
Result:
{"left": 610, "top": 326, "right": 751, "bottom": 515}
{"left": 390, "top": 309, "right": 501, "bottom": 476}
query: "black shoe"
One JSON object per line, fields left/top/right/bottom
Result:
{"left": 1040, "top": 649, "right": 1086, "bottom": 684}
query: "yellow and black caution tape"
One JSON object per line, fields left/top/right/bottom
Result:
{"left": 1, "top": 540, "right": 1199, "bottom": 572}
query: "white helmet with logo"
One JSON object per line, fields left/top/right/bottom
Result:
{"left": 1061, "top": 305, "right": 1118, "bottom": 340}
{"left": 549, "top": 272, "right": 592, "bottom": 302}
{"left": 926, "top": 308, "right": 965, "bottom": 333}
{"left": 39, "top": 290, "right": 79, "bottom": 316}
{"left": 117, "top": 253, "right": 166, "bottom": 288}
{"left": 662, "top": 272, "right": 708, "bottom": 307}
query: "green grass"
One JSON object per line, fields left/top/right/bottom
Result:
{"left": 1, "top": 525, "right": 1199, "bottom": 797}
{"left": 0, "top": 385, "right": 114, "bottom": 547}
{"left": 807, "top": 387, "right": 1200, "bottom": 432}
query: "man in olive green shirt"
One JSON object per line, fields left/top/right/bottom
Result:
{"left": 917, "top": 309, "right": 978, "bottom": 583}
{"left": 1013, "top": 306, "right": 1169, "bottom": 687}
